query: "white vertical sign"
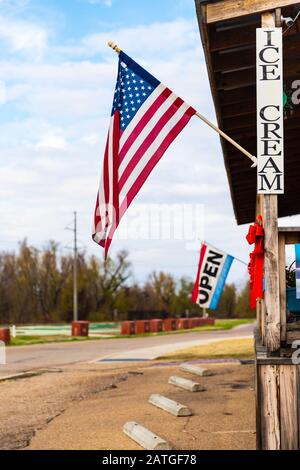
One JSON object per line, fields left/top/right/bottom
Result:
{"left": 257, "top": 28, "right": 284, "bottom": 194}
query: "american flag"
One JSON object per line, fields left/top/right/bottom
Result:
{"left": 92, "top": 51, "right": 196, "bottom": 256}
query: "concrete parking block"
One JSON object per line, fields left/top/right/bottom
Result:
{"left": 123, "top": 421, "right": 172, "bottom": 450}
{"left": 180, "top": 363, "right": 213, "bottom": 377}
{"left": 168, "top": 375, "right": 205, "bottom": 392}
{"left": 148, "top": 394, "right": 192, "bottom": 417}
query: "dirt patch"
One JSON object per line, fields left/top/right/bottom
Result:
{"left": 27, "top": 363, "right": 255, "bottom": 450}
{"left": 0, "top": 363, "right": 136, "bottom": 450}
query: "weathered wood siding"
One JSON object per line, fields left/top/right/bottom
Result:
{"left": 256, "top": 362, "right": 300, "bottom": 449}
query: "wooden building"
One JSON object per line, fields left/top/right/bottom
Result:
{"left": 196, "top": 0, "right": 300, "bottom": 450}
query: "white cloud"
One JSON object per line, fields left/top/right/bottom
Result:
{"left": 81, "top": 19, "right": 199, "bottom": 58}
{"left": 0, "top": 15, "right": 254, "bottom": 283}
{"left": 35, "top": 133, "right": 68, "bottom": 151}
{"left": 87, "top": 0, "right": 112, "bottom": 5}
{"left": 0, "top": 15, "right": 48, "bottom": 57}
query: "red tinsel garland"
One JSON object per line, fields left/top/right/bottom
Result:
{"left": 246, "top": 215, "right": 264, "bottom": 309}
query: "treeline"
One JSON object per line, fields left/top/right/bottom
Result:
{"left": 0, "top": 241, "right": 254, "bottom": 324}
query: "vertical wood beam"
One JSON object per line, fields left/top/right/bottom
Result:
{"left": 255, "top": 360, "right": 262, "bottom": 450}
{"left": 260, "top": 365, "right": 281, "bottom": 449}
{"left": 260, "top": 11, "right": 281, "bottom": 353}
{"left": 278, "top": 233, "right": 287, "bottom": 342}
{"left": 280, "top": 366, "right": 298, "bottom": 449}
{"left": 297, "top": 366, "right": 300, "bottom": 450}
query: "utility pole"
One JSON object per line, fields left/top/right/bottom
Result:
{"left": 65, "top": 211, "right": 78, "bottom": 322}
{"left": 73, "top": 211, "right": 78, "bottom": 322}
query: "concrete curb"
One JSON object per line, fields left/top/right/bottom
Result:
{"left": 148, "top": 394, "right": 192, "bottom": 416}
{"left": 0, "top": 371, "right": 42, "bottom": 382}
{"left": 123, "top": 421, "right": 172, "bottom": 450}
{"left": 168, "top": 375, "right": 206, "bottom": 392}
{"left": 180, "top": 363, "right": 213, "bottom": 377}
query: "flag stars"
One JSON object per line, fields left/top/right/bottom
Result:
{"left": 112, "top": 68, "right": 155, "bottom": 129}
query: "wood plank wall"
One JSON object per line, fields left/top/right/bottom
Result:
{"left": 256, "top": 363, "right": 300, "bottom": 449}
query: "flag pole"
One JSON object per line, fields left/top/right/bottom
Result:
{"left": 107, "top": 41, "right": 257, "bottom": 168}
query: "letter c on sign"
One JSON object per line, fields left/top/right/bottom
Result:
{"left": 260, "top": 105, "right": 280, "bottom": 122}
{"left": 259, "top": 46, "right": 279, "bottom": 64}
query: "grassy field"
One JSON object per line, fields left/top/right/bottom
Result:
{"left": 7, "top": 318, "right": 255, "bottom": 346}
{"left": 10, "top": 335, "right": 93, "bottom": 346}
{"left": 158, "top": 338, "right": 255, "bottom": 361}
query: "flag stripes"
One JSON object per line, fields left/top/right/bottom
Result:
{"left": 93, "top": 51, "right": 196, "bottom": 255}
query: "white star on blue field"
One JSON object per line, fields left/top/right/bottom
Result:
{"left": 112, "top": 62, "right": 154, "bottom": 129}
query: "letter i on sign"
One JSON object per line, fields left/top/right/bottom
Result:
{"left": 256, "top": 28, "right": 284, "bottom": 194}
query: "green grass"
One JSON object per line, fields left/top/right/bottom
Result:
{"left": 194, "top": 318, "right": 255, "bottom": 331}
{"left": 10, "top": 335, "right": 94, "bottom": 346}
{"left": 158, "top": 338, "right": 255, "bottom": 361}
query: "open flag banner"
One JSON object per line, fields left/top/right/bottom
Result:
{"left": 192, "top": 243, "right": 233, "bottom": 310}
{"left": 92, "top": 50, "right": 196, "bottom": 256}
{"left": 295, "top": 245, "right": 300, "bottom": 299}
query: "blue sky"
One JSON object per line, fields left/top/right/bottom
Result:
{"left": 3, "top": 0, "right": 295, "bottom": 287}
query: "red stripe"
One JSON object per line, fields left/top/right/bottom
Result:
{"left": 118, "top": 88, "right": 172, "bottom": 165}
{"left": 92, "top": 193, "right": 100, "bottom": 239}
{"left": 93, "top": 116, "right": 114, "bottom": 245}
{"left": 112, "top": 112, "right": 120, "bottom": 228}
{"left": 103, "top": 112, "right": 119, "bottom": 258}
{"left": 119, "top": 97, "right": 185, "bottom": 192}
{"left": 103, "top": 133, "right": 110, "bottom": 206}
{"left": 93, "top": 132, "right": 109, "bottom": 241}
{"left": 120, "top": 106, "right": 195, "bottom": 216}
{"left": 94, "top": 93, "right": 196, "bottom": 257}
{"left": 192, "top": 243, "right": 207, "bottom": 303}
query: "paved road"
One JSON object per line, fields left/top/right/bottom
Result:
{"left": 0, "top": 323, "right": 254, "bottom": 377}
